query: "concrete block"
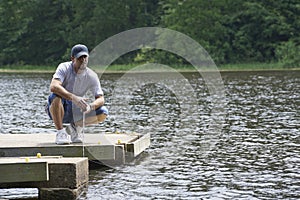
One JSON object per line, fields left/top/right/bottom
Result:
{"left": 39, "top": 185, "right": 87, "bottom": 200}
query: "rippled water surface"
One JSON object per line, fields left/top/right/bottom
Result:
{"left": 0, "top": 71, "right": 299, "bottom": 199}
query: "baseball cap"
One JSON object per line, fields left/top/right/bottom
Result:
{"left": 71, "top": 44, "right": 89, "bottom": 58}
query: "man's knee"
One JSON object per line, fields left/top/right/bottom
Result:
{"left": 95, "top": 106, "right": 108, "bottom": 123}
{"left": 50, "top": 97, "right": 63, "bottom": 112}
{"left": 97, "top": 113, "right": 107, "bottom": 122}
{"left": 52, "top": 96, "right": 62, "bottom": 104}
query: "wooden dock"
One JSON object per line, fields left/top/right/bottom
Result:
{"left": 0, "top": 132, "right": 150, "bottom": 165}
{"left": 0, "top": 132, "right": 150, "bottom": 199}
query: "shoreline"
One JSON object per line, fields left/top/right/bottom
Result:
{"left": 0, "top": 68, "right": 299, "bottom": 74}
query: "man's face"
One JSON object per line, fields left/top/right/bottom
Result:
{"left": 74, "top": 55, "right": 88, "bottom": 70}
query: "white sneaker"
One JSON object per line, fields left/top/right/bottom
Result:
{"left": 55, "top": 129, "right": 71, "bottom": 145}
{"left": 66, "top": 123, "right": 83, "bottom": 143}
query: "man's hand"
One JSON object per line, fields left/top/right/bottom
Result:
{"left": 72, "top": 95, "right": 90, "bottom": 112}
{"left": 83, "top": 103, "right": 92, "bottom": 114}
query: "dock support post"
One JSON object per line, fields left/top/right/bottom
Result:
{"left": 39, "top": 185, "right": 87, "bottom": 200}
{"left": 37, "top": 157, "right": 89, "bottom": 200}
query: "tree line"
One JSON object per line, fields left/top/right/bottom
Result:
{"left": 0, "top": 0, "right": 299, "bottom": 67}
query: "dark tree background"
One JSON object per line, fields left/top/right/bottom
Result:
{"left": 0, "top": 0, "right": 299, "bottom": 67}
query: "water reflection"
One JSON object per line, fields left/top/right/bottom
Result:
{"left": 0, "top": 71, "right": 299, "bottom": 199}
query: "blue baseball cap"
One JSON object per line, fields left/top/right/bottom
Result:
{"left": 71, "top": 44, "right": 89, "bottom": 58}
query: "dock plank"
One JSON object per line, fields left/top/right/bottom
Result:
{"left": 0, "top": 159, "right": 48, "bottom": 183}
{"left": 0, "top": 133, "right": 138, "bottom": 147}
{"left": 126, "top": 133, "right": 151, "bottom": 157}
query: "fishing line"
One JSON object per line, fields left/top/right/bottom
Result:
{"left": 82, "top": 112, "right": 85, "bottom": 157}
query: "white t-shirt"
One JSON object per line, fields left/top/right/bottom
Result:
{"left": 53, "top": 61, "right": 103, "bottom": 97}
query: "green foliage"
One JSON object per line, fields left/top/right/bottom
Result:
{"left": 0, "top": 1, "right": 32, "bottom": 65}
{"left": 227, "top": 1, "right": 295, "bottom": 63}
{"left": 159, "top": 0, "right": 299, "bottom": 66}
{"left": 276, "top": 39, "right": 300, "bottom": 68}
{"left": 159, "top": 0, "right": 231, "bottom": 64}
{"left": 0, "top": 0, "right": 299, "bottom": 67}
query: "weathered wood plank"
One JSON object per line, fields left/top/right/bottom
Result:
{"left": 0, "top": 145, "right": 115, "bottom": 161}
{"left": 0, "top": 157, "right": 88, "bottom": 188}
{"left": 84, "top": 145, "right": 115, "bottom": 160}
{"left": 0, "top": 133, "right": 138, "bottom": 147}
{"left": 126, "top": 133, "right": 151, "bottom": 157}
{"left": 103, "top": 145, "right": 125, "bottom": 166}
{"left": 0, "top": 161, "right": 48, "bottom": 183}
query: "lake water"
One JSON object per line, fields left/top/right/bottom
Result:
{"left": 0, "top": 70, "right": 299, "bottom": 199}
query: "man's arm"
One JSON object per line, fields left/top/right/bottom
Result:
{"left": 50, "top": 78, "right": 88, "bottom": 110}
{"left": 90, "top": 95, "right": 105, "bottom": 111}
{"left": 50, "top": 78, "right": 73, "bottom": 100}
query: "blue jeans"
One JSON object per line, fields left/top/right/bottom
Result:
{"left": 46, "top": 93, "right": 108, "bottom": 123}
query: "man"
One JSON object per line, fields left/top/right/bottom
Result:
{"left": 47, "top": 44, "right": 108, "bottom": 144}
